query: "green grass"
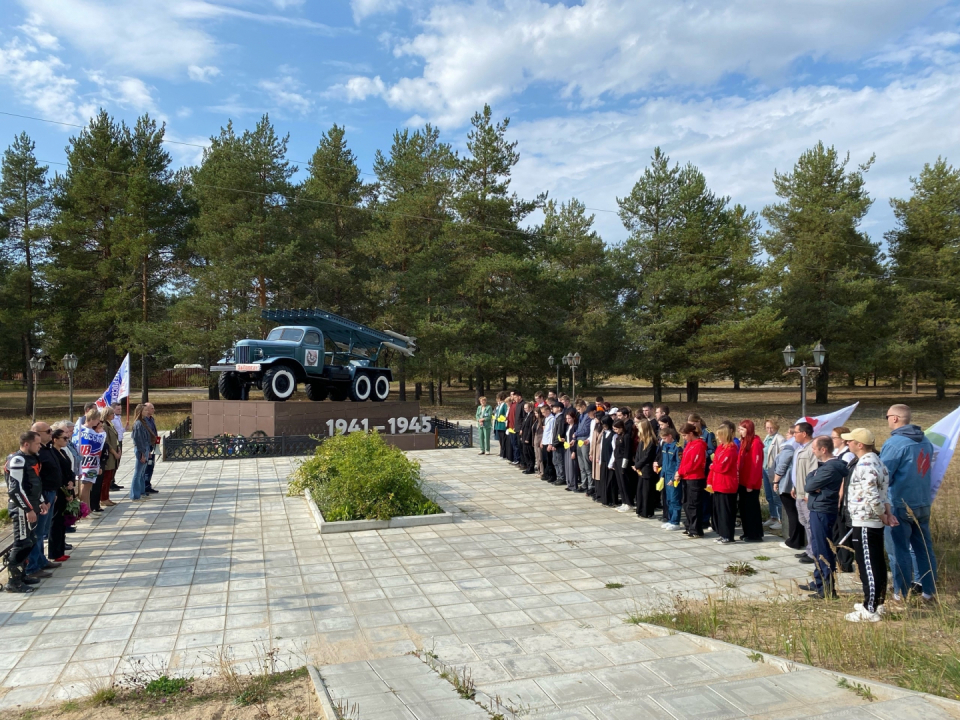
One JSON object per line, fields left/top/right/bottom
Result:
{"left": 89, "top": 687, "right": 117, "bottom": 706}
{"left": 605, "top": 582, "right": 625, "bottom": 589}
{"left": 725, "top": 561, "right": 757, "bottom": 576}
{"left": 144, "top": 675, "right": 192, "bottom": 697}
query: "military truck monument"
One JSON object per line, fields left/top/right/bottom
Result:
{"left": 210, "top": 308, "right": 416, "bottom": 402}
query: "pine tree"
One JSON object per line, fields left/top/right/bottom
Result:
{"left": 762, "top": 142, "right": 885, "bottom": 403}
{"left": 886, "top": 158, "right": 960, "bottom": 399}
{"left": 177, "top": 115, "right": 296, "bottom": 375}
{"left": 292, "top": 125, "right": 373, "bottom": 316}
{"left": 618, "top": 149, "right": 769, "bottom": 401}
{"left": 0, "top": 132, "right": 51, "bottom": 415}
{"left": 48, "top": 111, "right": 134, "bottom": 383}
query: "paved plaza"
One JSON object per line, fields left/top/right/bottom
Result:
{"left": 1, "top": 449, "right": 959, "bottom": 718}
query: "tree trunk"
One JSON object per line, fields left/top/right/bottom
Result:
{"left": 22, "top": 334, "right": 34, "bottom": 418}
{"left": 653, "top": 374, "right": 663, "bottom": 403}
{"left": 732, "top": 375, "right": 741, "bottom": 391}
{"left": 438, "top": 378, "right": 443, "bottom": 406}
{"left": 141, "top": 354, "right": 149, "bottom": 403}
{"left": 502, "top": 373, "right": 507, "bottom": 391}
{"left": 447, "top": 374, "right": 451, "bottom": 388}
{"left": 872, "top": 372, "right": 877, "bottom": 388}
{"left": 428, "top": 380, "right": 435, "bottom": 405}
{"left": 399, "top": 357, "right": 406, "bottom": 401}
{"left": 469, "top": 375, "right": 474, "bottom": 392}
{"left": 899, "top": 368, "right": 904, "bottom": 393}
{"left": 458, "top": 372, "right": 462, "bottom": 384}
{"left": 686, "top": 378, "right": 699, "bottom": 404}
{"left": 415, "top": 382, "right": 422, "bottom": 401}
{"left": 912, "top": 369, "right": 918, "bottom": 395}
{"left": 475, "top": 367, "right": 483, "bottom": 404}
{"left": 936, "top": 370, "right": 946, "bottom": 400}
{"left": 847, "top": 373, "right": 856, "bottom": 387}
{"left": 815, "top": 356, "right": 829, "bottom": 404}
{"left": 208, "top": 371, "right": 220, "bottom": 400}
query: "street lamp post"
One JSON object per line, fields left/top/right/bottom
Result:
{"left": 548, "top": 355, "right": 561, "bottom": 395}
{"left": 62, "top": 353, "right": 79, "bottom": 420}
{"left": 28, "top": 351, "right": 46, "bottom": 424}
{"left": 782, "top": 341, "right": 826, "bottom": 418}
{"left": 563, "top": 352, "right": 581, "bottom": 400}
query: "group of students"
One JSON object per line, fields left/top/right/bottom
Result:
{"left": 476, "top": 392, "right": 933, "bottom": 624}
{"left": 3, "top": 401, "right": 161, "bottom": 594}
{"left": 476, "top": 393, "right": 766, "bottom": 541}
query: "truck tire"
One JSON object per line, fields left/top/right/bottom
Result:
{"left": 372, "top": 375, "right": 390, "bottom": 402}
{"left": 218, "top": 372, "right": 244, "bottom": 401}
{"left": 329, "top": 386, "right": 349, "bottom": 402}
{"left": 350, "top": 372, "right": 373, "bottom": 402}
{"left": 262, "top": 366, "right": 297, "bottom": 402}
{"left": 305, "top": 381, "right": 328, "bottom": 402}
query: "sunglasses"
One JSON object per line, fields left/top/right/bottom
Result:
{"left": 886, "top": 414, "right": 900, "bottom": 420}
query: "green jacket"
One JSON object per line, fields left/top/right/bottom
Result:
{"left": 493, "top": 402, "right": 508, "bottom": 431}
{"left": 476, "top": 404, "right": 493, "bottom": 427}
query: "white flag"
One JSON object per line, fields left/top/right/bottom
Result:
{"left": 796, "top": 401, "right": 859, "bottom": 438}
{"left": 96, "top": 353, "right": 131, "bottom": 408}
{"left": 925, "top": 405, "right": 960, "bottom": 501}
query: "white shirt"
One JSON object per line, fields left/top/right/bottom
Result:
{"left": 112, "top": 415, "right": 125, "bottom": 442}
{"left": 541, "top": 414, "right": 556, "bottom": 446}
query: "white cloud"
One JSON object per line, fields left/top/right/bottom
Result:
{"left": 271, "top": 0, "right": 305, "bottom": 8}
{"left": 331, "top": 75, "right": 386, "bottom": 101}
{"left": 0, "top": 37, "right": 95, "bottom": 123}
{"left": 188, "top": 64, "right": 221, "bottom": 83}
{"left": 18, "top": 13, "right": 60, "bottom": 50}
{"left": 258, "top": 74, "right": 313, "bottom": 114}
{"left": 351, "top": 0, "right": 409, "bottom": 22}
{"left": 508, "top": 69, "right": 960, "bottom": 243}
{"left": 342, "top": 0, "right": 948, "bottom": 126}
{"left": 17, "top": 0, "right": 337, "bottom": 80}
{"left": 88, "top": 72, "right": 159, "bottom": 113}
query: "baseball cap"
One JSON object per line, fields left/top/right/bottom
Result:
{"left": 841, "top": 428, "right": 875, "bottom": 445}
{"left": 609, "top": 407, "right": 619, "bottom": 415}
{"left": 585, "top": 403, "right": 597, "bottom": 413}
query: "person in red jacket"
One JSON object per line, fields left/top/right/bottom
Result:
{"left": 709, "top": 424, "right": 740, "bottom": 543}
{"left": 737, "top": 419, "right": 766, "bottom": 543}
{"left": 677, "top": 423, "right": 707, "bottom": 537}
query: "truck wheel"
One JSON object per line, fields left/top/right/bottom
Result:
{"left": 372, "top": 375, "right": 390, "bottom": 402}
{"left": 329, "top": 387, "right": 349, "bottom": 402}
{"left": 262, "top": 366, "right": 297, "bottom": 402}
{"left": 305, "top": 382, "right": 328, "bottom": 402}
{"left": 350, "top": 373, "right": 373, "bottom": 402}
{"left": 218, "top": 372, "right": 244, "bottom": 401}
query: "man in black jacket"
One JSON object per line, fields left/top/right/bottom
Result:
{"left": 518, "top": 402, "right": 537, "bottom": 474}
{"left": 800, "top": 436, "right": 849, "bottom": 599}
{"left": 4, "top": 431, "right": 44, "bottom": 593}
{"left": 24, "top": 423, "right": 64, "bottom": 579}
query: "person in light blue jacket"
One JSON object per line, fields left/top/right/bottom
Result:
{"left": 879, "top": 404, "right": 937, "bottom": 599}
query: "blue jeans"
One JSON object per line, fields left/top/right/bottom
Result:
{"left": 665, "top": 480, "right": 682, "bottom": 525}
{"left": 26, "top": 490, "right": 56, "bottom": 574}
{"left": 144, "top": 452, "right": 156, "bottom": 489}
{"left": 130, "top": 454, "right": 149, "bottom": 499}
{"left": 809, "top": 511, "right": 838, "bottom": 595}
{"left": 762, "top": 468, "right": 782, "bottom": 520}
{"left": 888, "top": 505, "right": 937, "bottom": 596}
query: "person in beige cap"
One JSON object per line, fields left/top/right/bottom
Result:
{"left": 842, "top": 428, "right": 896, "bottom": 622}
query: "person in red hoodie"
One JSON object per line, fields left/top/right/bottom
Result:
{"left": 677, "top": 423, "right": 707, "bottom": 538}
{"left": 737, "top": 419, "right": 766, "bottom": 543}
{"left": 709, "top": 424, "right": 740, "bottom": 543}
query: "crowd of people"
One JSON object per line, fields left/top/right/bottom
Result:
{"left": 477, "top": 394, "right": 939, "bottom": 623}
{"left": 3, "top": 402, "right": 162, "bottom": 594}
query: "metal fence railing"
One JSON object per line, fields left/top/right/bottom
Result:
{"left": 161, "top": 415, "right": 472, "bottom": 461}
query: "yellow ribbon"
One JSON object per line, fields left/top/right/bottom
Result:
{"left": 563, "top": 442, "right": 570, "bottom": 449}
{"left": 656, "top": 478, "right": 665, "bottom": 492}
{"left": 578, "top": 440, "right": 584, "bottom": 447}
{"left": 497, "top": 415, "right": 506, "bottom": 422}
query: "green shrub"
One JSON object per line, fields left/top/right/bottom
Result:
{"left": 0, "top": 508, "right": 9, "bottom": 527}
{"left": 289, "top": 431, "right": 443, "bottom": 521}
{"left": 145, "top": 675, "right": 192, "bottom": 697}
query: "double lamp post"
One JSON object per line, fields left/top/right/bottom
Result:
{"left": 782, "top": 341, "right": 826, "bottom": 418}
{"left": 548, "top": 352, "right": 581, "bottom": 398}
{"left": 27, "top": 352, "right": 79, "bottom": 423}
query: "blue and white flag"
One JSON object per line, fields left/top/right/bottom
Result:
{"left": 925, "top": 405, "right": 960, "bottom": 501}
{"left": 75, "top": 424, "right": 106, "bottom": 481}
{"left": 96, "top": 353, "right": 130, "bottom": 409}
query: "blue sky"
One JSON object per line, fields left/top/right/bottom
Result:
{"left": 1, "top": 0, "right": 959, "bottom": 243}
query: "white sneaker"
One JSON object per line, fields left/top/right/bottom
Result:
{"left": 845, "top": 605, "right": 881, "bottom": 623}
{"left": 779, "top": 542, "right": 789, "bottom": 549}
{"left": 763, "top": 519, "right": 775, "bottom": 528}
{"left": 876, "top": 604, "right": 886, "bottom": 616}
{"left": 616, "top": 504, "right": 630, "bottom": 513}
{"left": 663, "top": 523, "right": 681, "bottom": 531}
{"left": 770, "top": 521, "right": 782, "bottom": 531}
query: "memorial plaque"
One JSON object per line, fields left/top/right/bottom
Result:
{"left": 192, "top": 400, "right": 432, "bottom": 441}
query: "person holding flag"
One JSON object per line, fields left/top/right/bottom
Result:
{"left": 75, "top": 408, "right": 107, "bottom": 512}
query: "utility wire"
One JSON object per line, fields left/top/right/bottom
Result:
{"left": 32, "top": 156, "right": 960, "bottom": 290}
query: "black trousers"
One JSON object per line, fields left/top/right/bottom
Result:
{"left": 498, "top": 432, "right": 508, "bottom": 459}
{"left": 541, "top": 447, "right": 555, "bottom": 482}
{"left": 780, "top": 492, "right": 805, "bottom": 549}
{"left": 521, "top": 441, "right": 535, "bottom": 471}
{"left": 833, "top": 514, "right": 855, "bottom": 573}
{"left": 90, "top": 473, "right": 105, "bottom": 511}
{"left": 636, "top": 472, "right": 658, "bottom": 517}
{"left": 684, "top": 480, "right": 707, "bottom": 536}
{"left": 852, "top": 525, "right": 887, "bottom": 613}
{"left": 714, "top": 491, "right": 738, "bottom": 540}
{"left": 48, "top": 490, "right": 67, "bottom": 560}
{"left": 738, "top": 487, "right": 765, "bottom": 541}
{"left": 7, "top": 506, "right": 35, "bottom": 583}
